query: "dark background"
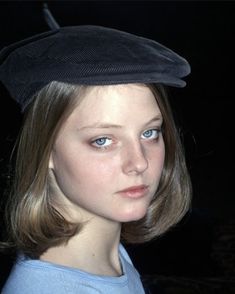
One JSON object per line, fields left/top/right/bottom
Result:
{"left": 0, "top": 0, "right": 234, "bottom": 291}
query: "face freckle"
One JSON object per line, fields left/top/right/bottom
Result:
{"left": 50, "top": 84, "right": 165, "bottom": 224}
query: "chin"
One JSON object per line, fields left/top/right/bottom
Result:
{"left": 118, "top": 206, "right": 148, "bottom": 223}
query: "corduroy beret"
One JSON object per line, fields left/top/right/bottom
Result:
{"left": 0, "top": 25, "right": 190, "bottom": 110}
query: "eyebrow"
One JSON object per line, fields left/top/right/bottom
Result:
{"left": 77, "top": 114, "right": 163, "bottom": 131}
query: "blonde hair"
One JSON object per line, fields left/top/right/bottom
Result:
{"left": 4, "top": 81, "right": 191, "bottom": 258}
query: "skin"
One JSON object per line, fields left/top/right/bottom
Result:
{"left": 42, "top": 83, "right": 165, "bottom": 276}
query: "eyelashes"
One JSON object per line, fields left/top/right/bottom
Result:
{"left": 91, "top": 137, "right": 113, "bottom": 148}
{"left": 141, "top": 129, "right": 160, "bottom": 140}
{"left": 90, "top": 128, "right": 162, "bottom": 150}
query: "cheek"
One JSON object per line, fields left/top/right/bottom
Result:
{"left": 148, "top": 144, "right": 165, "bottom": 178}
{"left": 149, "top": 140, "right": 165, "bottom": 164}
{"left": 158, "top": 146, "right": 165, "bottom": 170}
{"left": 80, "top": 156, "right": 118, "bottom": 187}
{"left": 52, "top": 150, "right": 119, "bottom": 197}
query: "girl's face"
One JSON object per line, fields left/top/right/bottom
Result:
{"left": 50, "top": 84, "right": 165, "bottom": 224}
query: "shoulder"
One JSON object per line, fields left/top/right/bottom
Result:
{"left": 1, "top": 256, "right": 102, "bottom": 294}
{"left": 2, "top": 251, "right": 145, "bottom": 294}
{"left": 119, "top": 243, "right": 133, "bottom": 265}
{"left": 119, "top": 244, "right": 145, "bottom": 293}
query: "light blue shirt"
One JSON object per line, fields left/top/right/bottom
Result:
{"left": 2, "top": 244, "right": 145, "bottom": 293}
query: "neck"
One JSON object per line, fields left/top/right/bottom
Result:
{"left": 40, "top": 218, "right": 122, "bottom": 276}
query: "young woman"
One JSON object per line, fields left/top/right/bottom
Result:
{"left": 0, "top": 25, "right": 191, "bottom": 293}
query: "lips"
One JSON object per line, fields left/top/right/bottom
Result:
{"left": 118, "top": 185, "right": 149, "bottom": 198}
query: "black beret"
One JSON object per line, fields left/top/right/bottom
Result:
{"left": 0, "top": 25, "right": 190, "bottom": 110}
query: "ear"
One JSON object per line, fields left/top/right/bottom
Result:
{"left": 49, "top": 153, "right": 54, "bottom": 169}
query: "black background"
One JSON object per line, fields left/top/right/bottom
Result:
{"left": 0, "top": 0, "right": 234, "bottom": 288}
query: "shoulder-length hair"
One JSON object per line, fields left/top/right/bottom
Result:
{"left": 4, "top": 81, "right": 191, "bottom": 258}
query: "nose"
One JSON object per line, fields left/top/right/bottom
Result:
{"left": 122, "top": 141, "right": 148, "bottom": 175}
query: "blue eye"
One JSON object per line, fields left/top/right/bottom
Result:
{"left": 91, "top": 137, "right": 112, "bottom": 148}
{"left": 142, "top": 129, "right": 160, "bottom": 140}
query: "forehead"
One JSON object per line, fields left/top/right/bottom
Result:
{"left": 65, "top": 83, "right": 162, "bottom": 129}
